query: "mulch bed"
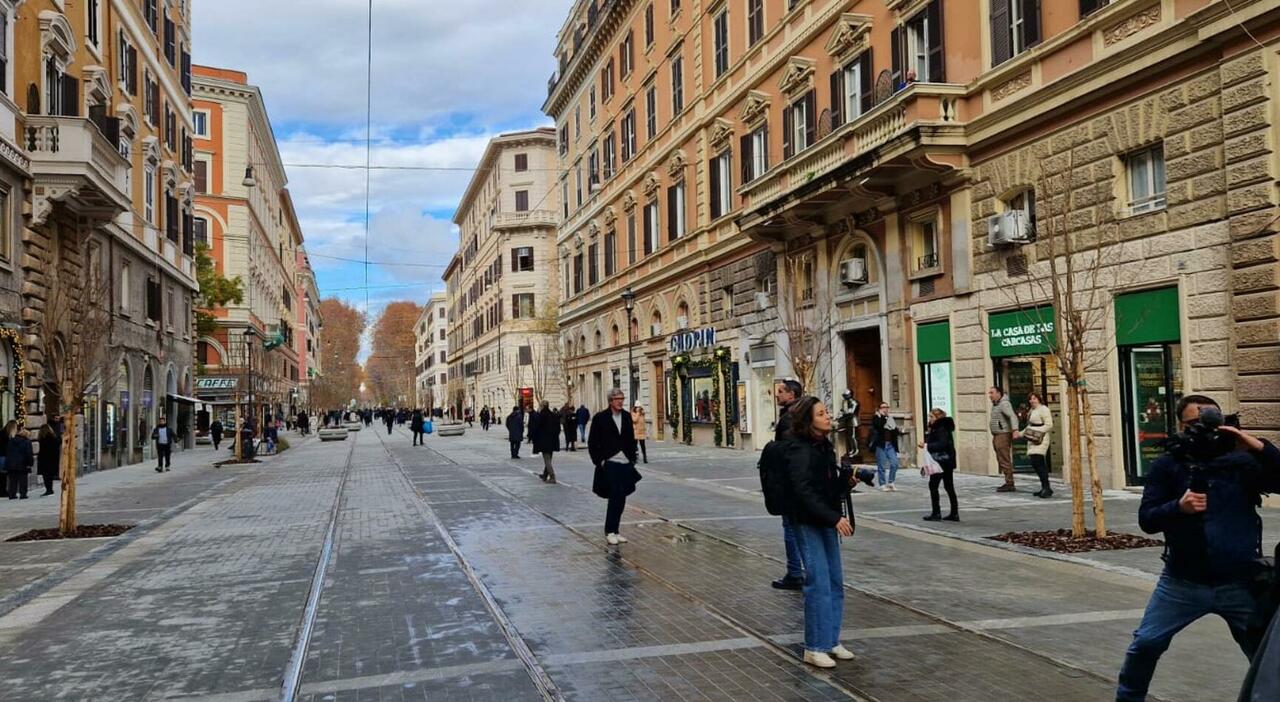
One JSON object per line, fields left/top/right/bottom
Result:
{"left": 214, "top": 458, "right": 262, "bottom": 466}
{"left": 989, "top": 529, "right": 1163, "bottom": 553}
{"left": 7, "top": 524, "right": 135, "bottom": 542}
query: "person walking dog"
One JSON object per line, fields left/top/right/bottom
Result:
{"left": 589, "top": 389, "right": 639, "bottom": 546}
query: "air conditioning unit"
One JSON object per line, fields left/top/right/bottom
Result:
{"left": 839, "top": 258, "right": 868, "bottom": 286}
{"left": 676, "top": 315, "right": 688, "bottom": 330}
{"left": 987, "top": 210, "right": 1031, "bottom": 247}
{"left": 651, "top": 322, "right": 663, "bottom": 337}
{"left": 756, "top": 292, "right": 770, "bottom": 311}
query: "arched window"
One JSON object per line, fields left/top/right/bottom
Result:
{"left": 650, "top": 311, "right": 662, "bottom": 337}
{"left": 676, "top": 300, "right": 690, "bottom": 328}
{"left": 611, "top": 324, "right": 620, "bottom": 347}
{"left": 594, "top": 330, "right": 602, "bottom": 351}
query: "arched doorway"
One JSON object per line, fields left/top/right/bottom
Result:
{"left": 116, "top": 360, "right": 132, "bottom": 466}
{"left": 831, "top": 233, "right": 887, "bottom": 455}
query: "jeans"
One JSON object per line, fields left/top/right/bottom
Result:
{"left": 1116, "top": 573, "right": 1256, "bottom": 701}
{"left": 875, "top": 444, "right": 899, "bottom": 485}
{"left": 781, "top": 516, "right": 804, "bottom": 579}
{"left": 578, "top": 423, "right": 587, "bottom": 442}
{"left": 792, "top": 523, "right": 844, "bottom": 652}
{"left": 605, "top": 495, "right": 627, "bottom": 534}
{"left": 638, "top": 440, "right": 647, "bottom": 462}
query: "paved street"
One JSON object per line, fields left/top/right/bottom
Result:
{"left": 0, "top": 426, "right": 1261, "bottom": 701}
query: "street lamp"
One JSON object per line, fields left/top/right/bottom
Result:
{"left": 620, "top": 287, "right": 636, "bottom": 406}
{"left": 242, "top": 165, "right": 257, "bottom": 188}
{"left": 244, "top": 326, "right": 258, "bottom": 428}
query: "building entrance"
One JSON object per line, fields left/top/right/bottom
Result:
{"left": 842, "top": 327, "right": 881, "bottom": 453}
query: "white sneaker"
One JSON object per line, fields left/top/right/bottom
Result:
{"left": 606, "top": 533, "right": 620, "bottom": 545}
{"left": 614, "top": 534, "right": 628, "bottom": 543}
{"left": 887, "top": 483, "right": 897, "bottom": 492}
{"left": 803, "top": 651, "right": 836, "bottom": 668}
{"left": 878, "top": 485, "right": 888, "bottom": 492}
{"left": 830, "top": 644, "right": 856, "bottom": 660}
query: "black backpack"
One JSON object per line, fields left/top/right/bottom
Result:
{"left": 758, "top": 439, "right": 794, "bottom": 516}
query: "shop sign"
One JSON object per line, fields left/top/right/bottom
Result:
{"left": 668, "top": 327, "right": 717, "bottom": 355}
{"left": 196, "top": 376, "right": 240, "bottom": 392}
{"left": 988, "top": 307, "right": 1056, "bottom": 358}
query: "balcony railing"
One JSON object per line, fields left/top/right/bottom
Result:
{"left": 916, "top": 252, "right": 940, "bottom": 270}
{"left": 493, "top": 209, "right": 558, "bottom": 230}
{"left": 25, "top": 115, "right": 130, "bottom": 220}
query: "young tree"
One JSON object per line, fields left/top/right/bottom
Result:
{"left": 193, "top": 243, "right": 244, "bottom": 337}
{"left": 527, "top": 301, "right": 563, "bottom": 406}
{"left": 777, "top": 249, "right": 835, "bottom": 400}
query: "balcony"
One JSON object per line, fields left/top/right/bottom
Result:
{"left": 25, "top": 115, "right": 130, "bottom": 226}
{"left": 493, "top": 209, "right": 558, "bottom": 231}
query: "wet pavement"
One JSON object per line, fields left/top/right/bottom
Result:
{"left": 0, "top": 424, "right": 1258, "bottom": 701}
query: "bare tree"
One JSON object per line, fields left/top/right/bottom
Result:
{"left": 529, "top": 336, "right": 565, "bottom": 406}
{"left": 777, "top": 249, "right": 835, "bottom": 400}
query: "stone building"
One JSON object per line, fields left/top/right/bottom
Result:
{"left": 445, "top": 129, "right": 563, "bottom": 416}
{"left": 295, "top": 247, "right": 322, "bottom": 410}
{"left": 191, "top": 65, "right": 306, "bottom": 429}
{"left": 11, "top": 0, "right": 198, "bottom": 471}
{"left": 415, "top": 292, "right": 447, "bottom": 411}
{"left": 544, "top": 0, "right": 1280, "bottom": 478}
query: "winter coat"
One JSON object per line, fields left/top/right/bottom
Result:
{"left": 562, "top": 407, "right": 577, "bottom": 441}
{"left": 784, "top": 436, "right": 844, "bottom": 528}
{"left": 531, "top": 410, "right": 561, "bottom": 454}
{"left": 989, "top": 396, "right": 1018, "bottom": 434}
{"left": 1023, "top": 404, "right": 1053, "bottom": 456}
{"left": 151, "top": 426, "right": 174, "bottom": 446}
{"left": 924, "top": 417, "right": 956, "bottom": 472}
{"left": 210, "top": 421, "right": 224, "bottom": 441}
{"left": 774, "top": 402, "right": 794, "bottom": 442}
{"left": 37, "top": 431, "right": 61, "bottom": 479}
{"left": 411, "top": 411, "right": 424, "bottom": 432}
{"left": 632, "top": 409, "right": 648, "bottom": 440}
{"left": 575, "top": 406, "right": 590, "bottom": 426}
{"left": 4, "top": 434, "right": 33, "bottom": 474}
{"left": 505, "top": 411, "right": 524, "bottom": 443}
{"left": 869, "top": 413, "right": 898, "bottom": 451}
{"left": 587, "top": 410, "right": 638, "bottom": 467}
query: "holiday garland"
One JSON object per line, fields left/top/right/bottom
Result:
{"left": 0, "top": 328, "right": 26, "bottom": 428}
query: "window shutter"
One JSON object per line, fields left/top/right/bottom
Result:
{"left": 927, "top": 0, "right": 945, "bottom": 82}
{"left": 643, "top": 204, "right": 653, "bottom": 255}
{"left": 860, "top": 51, "right": 874, "bottom": 114}
{"left": 990, "top": 0, "right": 1011, "bottom": 67}
{"left": 194, "top": 161, "right": 207, "bottom": 193}
{"left": 804, "top": 91, "right": 816, "bottom": 147}
{"left": 1022, "top": 0, "right": 1042, "bottom": 48}
{"left": 61, "top": 76, "right": 79, "bottom": 117}
{"left": 762, "top": 125, "right": 770, "bottom": 170}
{"left": 891, "top": 27, "right": 903, "bottom": 87}
{"left": 740, "top": 134, "right": 753, "bottom": 183}
{"left": 830, "top": 69, "right": 844, "bottom": 128}
{"left": 667, "top": 185, "right": 678, "bottom": 241}
{"left": 1079, "top": 0, "right": 1101, "bottom": 16}
{"left": 709, "top": 158, "right": 721, "bottom": 218}
{"left": 783, "top": 106, "right": 793, "bottom": 159}
{"left": 128, "top": 46, "right": 138, "bottom": 94}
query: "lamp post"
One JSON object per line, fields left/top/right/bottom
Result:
{"left": 244, "top": 326, "right": 257, "bottom": 429}
{"left": 621, "top": 287, "right": 636, "bottom": 406}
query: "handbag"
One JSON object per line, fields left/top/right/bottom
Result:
{"left": 920, "top": 450, "right": 943, "bottom": 477}
{"left": 1024, "top": 426, "right": 1046, "bottom": 445}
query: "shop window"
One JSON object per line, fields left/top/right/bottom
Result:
{"left": 1125, "top": 144, "right": 1166, "bottom": 215}
{"left": 690, "top": 374, "right": 714, "bottom": 423}
{"left": 916, "top": 321, "right": 952, "bottom": 416}
{"left": 1116, "top": 286, "right": 1182, "bottom": 484}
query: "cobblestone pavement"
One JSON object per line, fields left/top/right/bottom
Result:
{"left": 0, "top": 425, "right": 1258, "bottom": 701}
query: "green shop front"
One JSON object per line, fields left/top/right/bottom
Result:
{"left": 916, "top": 321, "right": 954, "bottom": 418}
{"left": 1115, "top": 287, "right": 1183, "bottom": 486}
{"left": 988, "top": 307, "right": 1064, "bottom": 475}
{"left": 665, "top": 327, "right": 739, "bottom": 448}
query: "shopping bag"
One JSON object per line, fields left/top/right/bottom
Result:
{"left": 423, "top": 420, "right": 433, "bottom": 434}
{"left": 920, "top": 450, "right": 943, "bottom": 477}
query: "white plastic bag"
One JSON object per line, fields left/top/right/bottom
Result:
{"left": 920, "top": 449, "right": 943, "bottom": 477}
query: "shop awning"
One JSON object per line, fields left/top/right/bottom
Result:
{"left": 168, "top": 394, "right": 201, "bottom": 405}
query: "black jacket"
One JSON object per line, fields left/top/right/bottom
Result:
{"left": 1140, "top": 440, "right": 1280, "bottom": 584}
{"left": 505, "top": 411, "right": 524, "bottom": 443}
{"left": 531, "top": 410, "right": 561, "bottom": 454}
{"left": 869, "top": 414, "right": 898, "bottom": 450}
{"left": 4, "top": 434, "right": 33, "bottom": 474}
{"left": 411, "top": 411, "right": 424, "bottom": 432}
{"left": 210, "top": 421, "right": 224, "bottom": 440}
{"left": 562, "top": 408, "right": 577, "bottom": 438}
{"left": 588, "top": 409, "right": 637, "bottom": 466}
{"left": 784, "top": 436, "right": 844, "bottom": 528}
{"left": 774, "top": 401, "right": 795, "bottom": 442}
{"left": 924, "top": 417, "right": 956, "bottom": 472}
{"left": 37, "top": 431, "right": 60, "bottom": 479}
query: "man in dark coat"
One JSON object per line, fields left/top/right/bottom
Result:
{"left": 152, "top": 417, "right": 174, "bottom": 472}
{"left": 531, "top": 402, "right": 561, "bottom": 483}
{"left": 210, "top": 419, "right": 224, "bottom": 450}
{"left": 5, "top": 427, "right": 33, "bottom": 499}
{"left": 588, "top": 389, "right": 639, "bottom": 545}
{"left": 410, "top": 409, "right": 425, "bottom": 446}
{"left": 575, "top": 404, "right": 591, "bottom": 443}
{"left": 480, "top": 406, "right": 491, "bottom": 431}
{"left": 772, "top": 379, "right": 806, "bottom": 590}
{"left": 561, "top": 403, "right": 577, "bottom": 451}
{"left": 37, "top": 424, "right": 60, "bottom": 496}
{"left": 505, "top": 406, "right": 524, "bottom": 459}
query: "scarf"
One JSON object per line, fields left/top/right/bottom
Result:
{"left": 883, "top": 413, "right": 897, "bottom": 432}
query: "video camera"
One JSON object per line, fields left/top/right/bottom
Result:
{"left": 1166, "top": 405, "right": 1240, "bottom": 462}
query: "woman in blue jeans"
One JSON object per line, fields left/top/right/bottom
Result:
{"left": 870, "top": 402, "right": 900, "bottom": 490}
{"left": 783, "top": 396, "right": 856, "bottom": 669}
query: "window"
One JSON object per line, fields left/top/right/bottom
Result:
{"left": 0, "top": 13, "right": 9, "bottom": 96}
{"left": 561, "top": 123, "right": 570, "bottom": 154}
{"left": 193, "top": 110, "right": 208, "bottom": 137}
{"left": 193, "top": 217, "right": 208, "bottom": 246}
{"left": 644, "top": 200, "right": 660, "bottom": 255}
{"left": 588, "top": 241, "right": 599, "bottom": 285}
{"left": 512, "top": 293, "right": 536, "bottom": 319}
{"left": 620, "top": 30, "right": 634, "bottom": 76}
{"left": 87, "top": 0, "right": 100, "bottom": 46}
{"left": 741, "top": 124, "right": 769, "bottom": 182}
{"left": 831, "top": 52, "right": 871, "bottom": 128}
{"left": 44, "top": 56, "right": 65, "bottom": 117}
{"left": 627, "top": 213, "right": 637, "bottom": 265}
{"left": 575, "top": 161, "right": 583, "bottom": 206}
{"left": 561, "top": 179, "right": 569, "bottom": 219}
{"left": 1079, "top": 0, "right": 1113, "bottom": 18}
{"left": 1126, "top": 144, "right": 1166, "bottom": 215}
{"left": 146, "top": 277, "right": 161, "bottom": 322}
{"left": 573, "top": 253, "right": 584, "bottom": 293}
{"left": 991, "top": 0, "right": 1042, "bottom": 66}
{"left": 603, "top": 130, "right": 616, "bottom": 178}
{"left": 783, "top": 91, "right": 815, "bottom": 158}
{"left": 605, "top": 229, "right": 616, "bottom": 276}
{"left": 671, "top": 55, "right": 684, "bottom": 114}
{"left": 621, "top": 106, "right": 636, "bottom": 161}
{"left": 645, "top": 83, "right": 658, "bottom": 138}
{"left": 645, "top": 3, "right": 655, "bottom": 46}
{"left": 193, "top": 160, "right": 208, "bottom": 194}
{"left": 587, "top": 147, "right": 600, "bottom": 190}
{"left": 713, "top": 8, "right": 729, "bottom": 78}
{"left": 589, "top": 86, "right": 597, "bottom": 120}
{"left": 667, "top": 181, "right": 686, "bottom": 240}
{"left": 0, "top": 189, "right": 8, "bottom": 263}
{"left": 914, "top": 218, "right": 940, "bottom": 272}
{"left": 118, "top": 31, "right": 138, "bottom": 96}
{"left": 748, "top": 0, "right": 764, "bottom": 46}
{"left": 515, "top": 190, "right": 529, "bottom": 212}
{"left": 144, "top": 166, "right": 155, "bottom": 223}
{"left": 671, "top": 0, "right": 681, "bottom": 14}
{"left": 575, "top": 106, "right": 581, "bottom": 140}
{"left": 163, "top": 17, "right": 176, "bottom": 65}
{"left": 119, "top": 264, "right": 131, "bottom": 313}
{"left": 601, "top": 58, "right": 614, "bottom": 102}
{"left": 145, "top": 0, "right": 158, "bottom": 31}
{"left": 514, "top": 153, "right": 528, "bottom": 172}
{"left": 710, "top": 150, "right": 732, "bottom": 219}
{"left": 893, "top": 1, "right": 944, "bottom": 84}
{"left": 511, "top": 246, "right": 534, "bottom": 273}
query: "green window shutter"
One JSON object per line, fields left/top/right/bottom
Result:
{"left": 1115, "top": 287, "right": 1180, "bottom": 346}
{"left": 916, "top": 321, "right": 951, "bottom": 364}
{"left": 988, "top": 306, "right": 1057, "bottom": 358}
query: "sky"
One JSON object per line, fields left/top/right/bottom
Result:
{"left": 194, "top": 0, "right": 567, "bottom": 358}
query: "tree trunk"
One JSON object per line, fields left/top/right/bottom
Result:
{"left": 1065, "top": 379, "right": 1086, "bottom": 537}
{"left": 59, "top": 412, "right": 78, "bottom": 536}
{"left": 1080, "top": 383, "right": 1107, "bottom": 537}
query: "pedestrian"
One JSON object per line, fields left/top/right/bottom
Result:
{"left": 411, "top": 409, "right": 425, "bottom": 446}
{"left": 782, "top": 395, "right": 856, "bottom": 669}
{"left": 505, "top": 405, "right": 524, "bottom": 459}
{"left": 152, "top": 417, "right": 174, "bottom": 472}
{"left": 576, "top": 403, "right": 590, "bottom": 444}
{"left": 561, "top": 402, "right": 577, "bottom": 451}
{"left": 264, "top": 420, "right": 278, "bottom": 454}
{"left": 632, "top": 404, "right": 649, "bottom": 464}
{"left": 870, "top": 402, "right": 900, "bottom": 491}
{"left": 466, "top": 408, "right": 474, "bottom": 428}
{"left": 771, "top": 379, "right": 806, "bottom": 591}
{"left": 988, "top": 386, "right": 1018, "bottom": 492}
{"left": 36, "top": 423, "right": 60, "bottom": 497}
{"left": 4, "top": 425, "right": 32, "bottom": 499}
{"left": 588, "top": 389, "right": 639, "bottom": 545}
{"left": 1116, "top": 395, "right": 1280, "bottom": 701}
{"left": 1017, "top": 392, "right": 1054, "bottom": 498}
{"left": 918, "top": 408, "right": 958, "bottom": 522}
{"left": 1240, "top": 602, "right": 1280, "bottom": 701}
{"left": 480, "top": 406, "right": 491, "bottom": 431}
{"left": 0, "top": 419, "right": 11, "bottom": 499}
{"left": 532, "top": 401, "right": 561, "bottom": 483}
{"left": 210, "top": 418, "right": 224, "bottom": 451}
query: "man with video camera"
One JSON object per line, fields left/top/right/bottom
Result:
{"left": 1116, "top": 395, "right": 1280, "bottom": 701}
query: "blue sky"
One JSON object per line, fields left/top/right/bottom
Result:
{"left": 194, "top": 0, "right": 568, "bottom": 356}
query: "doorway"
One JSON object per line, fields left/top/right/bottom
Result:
{"left": 1119, "top": 344, "right": 1182, "bottom": 485}
{"left": 993, "top": 355, "right": 1063, "bottom": 475}
{"left": 842, "top": 327, "right": 882, "bottom": 452}
{"left": 653, "top": 360, "right": 665, "bottom": 440}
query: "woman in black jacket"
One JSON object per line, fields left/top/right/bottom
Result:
{"left": 784, "top": 396, "right": 856, "bottom": 670}
{"left": 918, "top": 408, "right": 959, "bottom": 521}
{"left": 5, "top": 426, "right": 34, "bottom": 499}
{"left": 531, "top": 401, "right": 561, "bottom": 483}
{"left": 37, "top": 423, "right": 60, "bottom": 496}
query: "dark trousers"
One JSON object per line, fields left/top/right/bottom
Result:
{"left": 510, "top": 441, "right": 520, "bottom": 458}
{"left": 212, "top": 437, "right": 221, "bottom": 450}
{"left": 605, "top": 495, "right": 627, "bottom": 534}
{"left": 157, "top": 444, "right": 172, "bottom": 469}
{"left": 7, "top": 471, "right": 27, "bottom": 498}
{"left": 929, "top": 470, "right": 958, "bottom": 516}
{"left": 386, "top": 424, "right": 393, "bottom": 435}
{"left": 1030, "top": 454, "right": 1051, "bottom": 491}
{"left": 42, "top": 474, "right": 54, "bottom": 494}
{"left": 638, "top": 440, "right": 647, "bottom": 462}
{"left": 412, "top": 431, "right": 423, "bottom": 446}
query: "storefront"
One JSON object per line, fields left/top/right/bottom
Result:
{"left": 0, "top": 330, "right": 23, "bottom": 430}
{"left": 1115, "top": 286, "right": 1183, "bottom": 485}
{"left": 666, "top": 327, "right": 739, "bottom": 448}
{"left": 988, "top": 307, "right": 1063, "bottom": 475}
{"left": 195, "top": 376, "right": 242, "bottom": 428}
{"left": 915, "top": 320, "right": 953, "bottom": 417}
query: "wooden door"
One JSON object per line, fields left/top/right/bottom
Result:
{"left": 843, "top": 328, "right": 882, "bottom": 451}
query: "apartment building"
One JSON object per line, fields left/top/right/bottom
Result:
{"left": 191, "top": 65, "right": 306, "bottom": 429}
{"left": 544, "top": 0, "right": 1280, "bottom": 487}
{"left": 415, "top": 292, "right": 447, "bottom": 410}
{"left": 296, "top": 247, "right": 323, "bottom": 409}
{"left": 7, "top": 0, "right": 198, "bottom": 471}
{"left": 445, "top": 129, "right": 563, "bottom": 416}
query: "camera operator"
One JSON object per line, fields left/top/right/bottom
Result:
{"left": 1116, "top": 395, "right": 1280, "bottom": 701}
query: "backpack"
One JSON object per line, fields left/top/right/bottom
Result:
{"left": 758, "top": 439, "right": 794, "bottom": 516}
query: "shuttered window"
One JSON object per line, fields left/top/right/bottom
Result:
{"left": 991, "top": 0, "right": 1041, "bottom": 67}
